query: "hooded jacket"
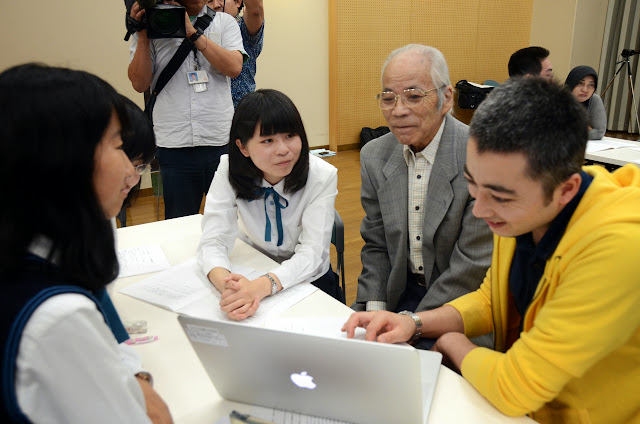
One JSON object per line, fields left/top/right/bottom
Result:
{"left": 449, "top": 164, "right": 640, "bottom": 423}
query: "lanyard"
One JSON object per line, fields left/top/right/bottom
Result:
{"left": 192, "top": 46, "right": 201, "bottom": 71}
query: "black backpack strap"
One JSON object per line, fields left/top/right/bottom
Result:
{"left": 144, "top": 38, "right": 193, "bottom": 119}
{"left": 145, "top": 7, "right": 216, "bottom": 119}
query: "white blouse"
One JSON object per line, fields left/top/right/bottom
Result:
{"left": 16, "top": 294, "right": 150, "bottom": 423}
{"left": 197, "top": 154, "right": 338, "bottom": 289}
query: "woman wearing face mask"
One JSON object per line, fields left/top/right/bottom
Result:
{"left": 0, "top": 64, "right": 171, "bottom": 423}
{"left": 197, "top": 89, "right": 341, "bottom": 321}
{"left": 565, "top": 66, "right": 607, "bottom": 140}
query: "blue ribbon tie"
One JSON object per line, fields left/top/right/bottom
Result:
{"left": 256, "top": 187, "right": 289, "bottom": 246}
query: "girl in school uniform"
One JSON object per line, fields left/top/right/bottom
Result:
{"left": 197, "top": 89, "right": 342, "bottom": 321}
{"left": 0, "top": 64, "right": 170, "bottom": 423}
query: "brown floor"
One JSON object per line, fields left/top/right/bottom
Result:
{"left": 605, "top": 130, "right": 640, "bottom": 141}
{"left": 119, "top": 130, "right": 639, "bottom": 307}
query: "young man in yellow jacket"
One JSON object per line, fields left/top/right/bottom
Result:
{"left": 343, "top": 77, "right": 640, "bottom": 423}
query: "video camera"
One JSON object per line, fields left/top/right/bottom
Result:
{"left": 124, "top": 0, "right": 186, "bottom": 41}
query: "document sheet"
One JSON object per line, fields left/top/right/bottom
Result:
{"left": 117, "top": 244, "right": 171, "bottom": 278}
{"left": 119, "top": 258, "right": 318, "bottom": 325}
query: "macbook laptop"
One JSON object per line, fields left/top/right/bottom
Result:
{"left": 178, "top": 315, "right": 442, "bottom": 424}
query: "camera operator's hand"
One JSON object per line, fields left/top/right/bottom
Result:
{"left": 128, "top": 1, "right": 153, "bottom": 92}
{"left": 184, "top": 13, "right": 197, "bottom": 38}
{"left": 162, "top": 1, "right": 197, "bottom": 38}
{"left": 130, "top": 1, "right": 146, "bottom": 22}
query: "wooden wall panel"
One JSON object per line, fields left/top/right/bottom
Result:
{"left": 330, "top": 0, "right": 533, "bottom": 147}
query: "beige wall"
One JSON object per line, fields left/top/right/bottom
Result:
{"left": 571, "top": 0, "right": 610, "bottom": 73}
{"left": 255, "top": 1, "right": 329, "bottom": 148}
{"left": 0, "top": 0, "right": 612, "bottom": 153}
{"left": 530, "top": 0, "right": 610, "bottom": 84}
{"left": 0, "top": 0, "right": 138, "bottom": 104}
{"left": 0, "top": 0, "right": 329, "bottom": 148}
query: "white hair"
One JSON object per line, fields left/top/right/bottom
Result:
{"left": 381, "top": 44, "right": 451, "bottom": 111}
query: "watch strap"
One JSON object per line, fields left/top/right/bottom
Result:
{"left": 398, "top": 310, "right": 422, "bottom": 342}
{"left": 189, "top": 28, "right": 203, "bottom": 42}
{"left": 264, "top": 273, "right": 278, "bottom": 296}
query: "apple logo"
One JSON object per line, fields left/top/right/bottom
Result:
{"left": 290, "top": 371, "right": 317, "bottom": 389}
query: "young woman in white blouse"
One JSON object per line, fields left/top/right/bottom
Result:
{"left": 197, "top": 89, "right": 341, "bottom": 320}
{"left": 0, "top": 64, "right": 171, "bottom": 423}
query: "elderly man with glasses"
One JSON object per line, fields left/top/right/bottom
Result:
{"left": 353, "top": 44, "right": 493, "bottom": 349}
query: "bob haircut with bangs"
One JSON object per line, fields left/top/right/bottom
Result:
{"left": 228, "top": 89, "right": 310, "bottom": 200}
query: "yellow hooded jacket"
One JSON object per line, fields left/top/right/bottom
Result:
{"left": 448, "top": 165, "right": 640, "bottom": 423}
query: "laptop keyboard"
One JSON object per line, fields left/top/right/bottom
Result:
{"left": 250, "top": 406, "right": 352, "bottom": 424}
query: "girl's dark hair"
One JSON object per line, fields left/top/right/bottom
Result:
{"left": 0, "top": 63, "right": 127, "bottom": 290}
{"left": 228, "top": 89, "right": 310, "bottom": 199}
{"left": 121, "top": 95, "right": 156, "bottom": 164}
{"left": 121, "top": 95, "right": 156, "bottom": 205}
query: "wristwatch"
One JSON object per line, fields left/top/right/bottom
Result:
{"left": 264, "top": 273, "right": 278, "bottom": 296}
{"left": 189, "top": 28, "right": 203, "bottom": 42}
{"left": 398, "top": 310, "right": 422, "bottom": 342}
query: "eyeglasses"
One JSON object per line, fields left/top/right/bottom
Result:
{"left": 135, "top": 163, "right": 151, "bottom": 175}
{"left": 376, "top": 87, "right": 439, "bottom": 110}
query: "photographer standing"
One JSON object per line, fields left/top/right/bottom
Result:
{"left": 128, "top": 0, "right": 247, "bottom": 219}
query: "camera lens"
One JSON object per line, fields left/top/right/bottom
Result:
{"left": 149, "top": 9, "right": 182, "bottom": 35}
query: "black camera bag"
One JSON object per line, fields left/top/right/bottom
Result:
{"left": 455, "top": 80, "right": 494, "bottom": 109}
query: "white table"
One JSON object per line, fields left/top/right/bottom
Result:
{"left": 585, "top": 137, "right": 640, "bottom": 167}
{"left": 585, "top": 146, "right": 640, "bottom": 167}
{"left": 112, "top": 215, "right": 533, "bottom": 424}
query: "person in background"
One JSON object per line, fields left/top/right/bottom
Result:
{"left": 197, "top": 89, "right": 341, "bottom": 321}
{"left": 0, "top": 63, "right": 172, "bottom": 423}
{"left": 344, "top": 78, "right": 640, "bottom": 424}
{"left": 128, "top": 0, "right": 246, "bottom": 220}
{"left": 121, "top": 95, "right": 157, "bottom": 206}
{"left": 109, "top": 95, "right": 157, "bottom": 355}
{"left": 353, "top": 44, "right": 493, "bottom": 349}
{"left": 565, "top": 65, "right": 607, "bottom": 140}
{"left": 508, "top": 46, "right": 553, "bottom": 81}
{"left": 208, "top": 0, "right": 265, "bottom": 108}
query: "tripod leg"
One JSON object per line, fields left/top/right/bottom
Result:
{"left": 627, "top": 73, "right": 640, "bottom": 134}
{"left": 601, "top": 60, "right": 627, "bottom": 98}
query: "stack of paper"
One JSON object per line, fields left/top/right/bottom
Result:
{"left": 119, "top": 258, "right": 318, "bottom": 325}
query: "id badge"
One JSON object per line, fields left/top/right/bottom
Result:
{"left": 194, "top": 83, "right": 208, "bottom": 93}
{"left": 186, "top": 70, "right": 209, "bottom": 93}
{"left": 186, "top": 70, "right": 209, "bottom": 84}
